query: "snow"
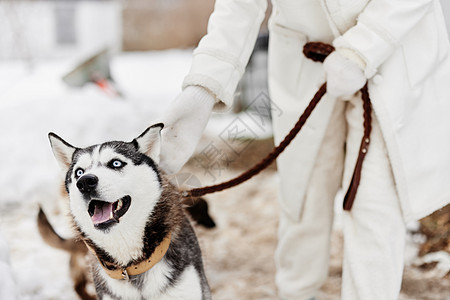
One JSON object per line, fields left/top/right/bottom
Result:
{"left": 413, "top": 251, "right": 450, "bottom": 278}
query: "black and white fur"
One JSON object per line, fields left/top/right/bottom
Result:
{"left": 48, "top": 124, "right": 211, "bottom": 300}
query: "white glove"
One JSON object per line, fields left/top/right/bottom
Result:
{"left": 323, "top": 50, "right": 367, "bottom": 99}
{"left": 159, "top": 86, "right": 216, "bottom": 174}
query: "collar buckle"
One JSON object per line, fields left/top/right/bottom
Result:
{"left": 121, "top": 269, "right": 130, "bottom": 280}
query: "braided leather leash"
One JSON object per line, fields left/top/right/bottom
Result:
{"left": 183, "top": 42, "right": 372, "bottom": 211}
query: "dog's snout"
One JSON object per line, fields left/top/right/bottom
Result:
{"left": 77, "top": 174, "right": 99, "bottom": 193}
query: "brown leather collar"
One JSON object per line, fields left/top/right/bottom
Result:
{"left": 86, "top": 233, "right": 172, "bottom": 280}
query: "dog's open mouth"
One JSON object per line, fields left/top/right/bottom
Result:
{"left": 88, "top": 195, "right": 131, "bottom": 228}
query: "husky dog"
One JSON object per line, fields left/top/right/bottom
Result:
{"left": 48, "top": 123, "right": 211, "bottom": 300}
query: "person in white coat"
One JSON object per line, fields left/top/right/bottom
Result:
{"left": 159, "top": 0, "right": 450, "bottom": 299}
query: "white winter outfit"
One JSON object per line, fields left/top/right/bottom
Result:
{"left": 181, "top": 0, "right": 450, "bottom": 298}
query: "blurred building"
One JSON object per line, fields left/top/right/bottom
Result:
{"left": 122, "top": 0, "right": 215, "bottom": 51}
{"left": 122, "top": 0, "right": 271, "bottom": 51}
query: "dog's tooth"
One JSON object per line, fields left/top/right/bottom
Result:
{"left": 110, "top": 211, "right": 114, "bottom": 219}
{"left": 117, "top": 199, "right": 123, "bottom": 211}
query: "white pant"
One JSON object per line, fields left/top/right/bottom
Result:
{"left": 275, "top": 95, "right": 406, "bottom": 300}
{"left": 0, "top": 232, "right": 18, "bottom": 300}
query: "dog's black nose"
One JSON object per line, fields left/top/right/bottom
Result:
{"left": 76, "top": 174, "right": 98, "bottom": 193}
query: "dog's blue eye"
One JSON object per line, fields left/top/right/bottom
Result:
{"left": 75, "top": 168, "right": 84, "bottom": 178}
{"left": 109, "top": 159, "right": 125, "bottom": 169}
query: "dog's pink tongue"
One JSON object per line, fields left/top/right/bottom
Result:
{"left": 92, "top": 203, "right": 113, "bottom": 224}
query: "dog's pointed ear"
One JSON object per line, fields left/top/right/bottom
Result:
{"left": 48, "top": 133, "right": 77, "bottom": 170}
{"left": 134, "top": 123, "right": 164, "bottom": 163}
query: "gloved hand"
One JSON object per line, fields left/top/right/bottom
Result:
{"left": 323, "top": 50, "right": 367, "bottom": 99}
{"left": 159, "top": 85, "right": 216, "bottom": 174}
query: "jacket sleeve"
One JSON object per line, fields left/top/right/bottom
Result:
{"left": 333, "top": 0, "right": 435, "bottom": 78}
{"left": 182, "top": 0, "right": 268, "bottom": 110}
